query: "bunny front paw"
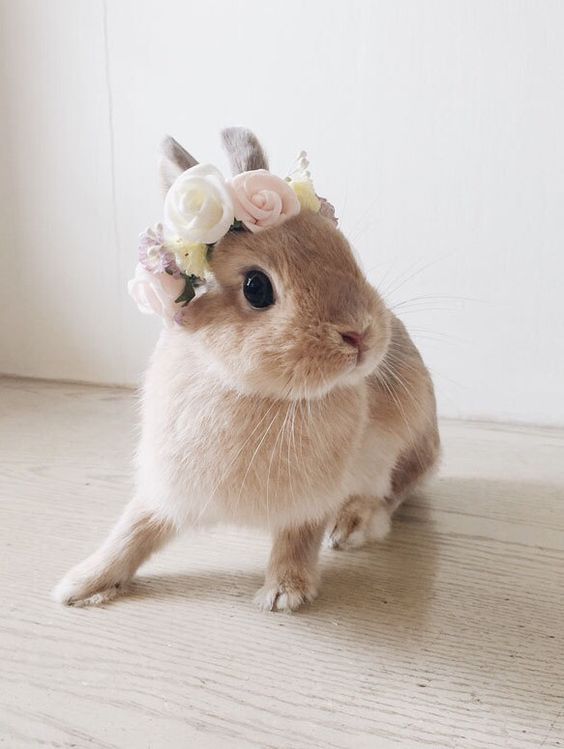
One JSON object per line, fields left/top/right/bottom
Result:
{"left": 254, "top": 574, "right": 319, "bottom": 613}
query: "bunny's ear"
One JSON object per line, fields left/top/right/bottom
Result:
{"left": 159, "top": 135, "right": 199, "bottom": 195}
{"left": 221, "top": 127, "right": 269, "bottom": 174}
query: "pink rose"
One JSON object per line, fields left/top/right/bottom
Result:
{"left": 231, "top": 170, "right": 300, "bottom": 233}
{"left": 127, "top": 263, "right": 185, "bottom": 326}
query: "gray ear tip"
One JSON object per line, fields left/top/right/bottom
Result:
{"left": 221, "top": 126, "right": 249, "bottom": 145}
{"left": 221, "top": 125, "right": 246, "bottom": 135}
{"left": 160, "top": 134, "right": 180, "bottom": 156}
{"left": 158, "top": 136, "right": 198, "bottom": 194}
{"left": 221, "top": 127, "right": 269, "bottom": 173}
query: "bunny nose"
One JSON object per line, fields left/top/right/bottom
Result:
{"left": 340, "top": 330, "right": 365, "bottom": 351}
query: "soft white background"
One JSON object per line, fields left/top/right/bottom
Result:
{"left": 1, "top": 0, "right": 563, "bottom": 425}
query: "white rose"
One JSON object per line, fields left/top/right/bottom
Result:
{"left": 127, "top": 263, "right": 185, "bottom": 326}
{"left": 163, "top": 164, "right": 235, "bottom": 244}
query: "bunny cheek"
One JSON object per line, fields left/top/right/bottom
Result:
{"left": 177, "top": 292, "right": 225, "bottom": 334}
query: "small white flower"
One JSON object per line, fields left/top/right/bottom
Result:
{"left": 164, "top": 164, "right": 235, "bottom": 245}
{"left": 287, "top": 150, "right": 312, "bottom": 182}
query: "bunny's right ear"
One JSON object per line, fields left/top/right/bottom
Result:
{"left": 221, "top": 127, "right": 269, "bottom": 175}
{"left": 159, "top": 135, "right": 199, "bottom": 195}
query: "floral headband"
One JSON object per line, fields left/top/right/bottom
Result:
{"left": 128, "top": 152, "right": 337, "bottom": 326}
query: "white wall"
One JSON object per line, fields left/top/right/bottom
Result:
{"left": 1, "top": 0, "right": 563, "bottom": 425}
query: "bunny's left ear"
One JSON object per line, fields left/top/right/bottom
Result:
{"left": 159, "top": 135, "right": 199, "bottom": 196}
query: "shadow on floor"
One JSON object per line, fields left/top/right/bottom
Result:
{"left": 126, "top": 487, "right": 441, "bottom": 636}
{"left": 119, "top": 477, "right": 563, "bottom": 702}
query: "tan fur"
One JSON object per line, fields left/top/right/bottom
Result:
{"left": 54, "top": 129, "right": 440, "bottom": 611}
{"left": 53, "top": 501, "right": 176, "bottom": 605}
{"left": 255, "top": 522, "right": 325, "bottom": 611}
{"left": 327, "top": 494, "right": 391, "bottom": 550}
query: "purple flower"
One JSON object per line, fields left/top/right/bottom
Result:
{"left": 317, "top": 196, "right": 338, "bottom": 226}
{"left": 138, "top": 223, "right": 181, "bottom": 277}
{"left": 173, "top": 309, "right": 186, "bottom": 326}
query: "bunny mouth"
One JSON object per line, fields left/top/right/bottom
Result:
{"left": 355, "top": 348, "right": 367, "bottom": 366}
{"left": 344, "top": 352, "right": 363, "bottom": 370}
{"left": 345, "top": 346, "right": 368, "bottom": 368}
{"left": 341, "top": 344, "right": 381, "bottom": 381}
{"left": 340, "top": 351, "right": 366, "bottom": 380}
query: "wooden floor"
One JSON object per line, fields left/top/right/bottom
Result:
{"left": 0, "top": 377, "right": 563, "bottom": 749}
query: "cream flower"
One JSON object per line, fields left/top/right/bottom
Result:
{"left": 286, "top": 150, "right": 338, "bottom": 222}
{"left": 290, "top": 179, "right": 321, "bottom": 213}
{"left": 164, "top": 164, "right": 235, "bottom": 244}
{"left": 174, "top": 242, "right": 210, "bottom": 277}
{"left": 231, "top": 170, "right": 300, "bottom": 233}
{"left": 127, "top": 263, "right": 185, "bottom": 326}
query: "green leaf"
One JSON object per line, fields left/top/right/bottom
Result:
{"left": 175, "top": 277, "right": 196, "bottom": 305}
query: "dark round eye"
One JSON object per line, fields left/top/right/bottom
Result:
{"left": 243, "top": 270, "right": 274, "bottom": 309}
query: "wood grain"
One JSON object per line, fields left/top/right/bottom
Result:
{"left": 0, "top": 377, "right": 563, "bottom": 748}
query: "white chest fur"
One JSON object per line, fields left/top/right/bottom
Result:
{"left": 136, "top": 333, "right": 368, "bottom": 530}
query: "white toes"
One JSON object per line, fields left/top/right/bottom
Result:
{"left": 324, "top": 534, "right": 340, "bottom": 551}
{"left": 253, "top": 585, "right": 278, "bottom": 612}
{"left": 369, "top": 507, "right": 392, "bottom": 541}
{"left": 327, "top": 525, "right": 368, "bottom": 550}
{"left": 254, "top": 582, "right": 317, "bottom": 613}
{"left": 52, "top": 574, "right": 123, "bottom": 607}
{"left": 52, "top": 575, "right": 86, "bottom": 605}
{"left": 342, "top": 527, "right": 370, "bottom": 549}
{"left": 52, "top": 562, "right": 128, "bottom": 607}
{"left": 328, "top": 504, "right": 391, "bottom": 550}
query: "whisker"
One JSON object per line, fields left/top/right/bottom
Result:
{"left": 378, "top": 252, "right": 459, "bottom": 302}
{"left": 235, "top": 409, "right": 280, "bottom": 509}
{"left": 265, "top": 400, "right": 292, "bottom": 526}
{"left": 194, "top": 380, "right": 294, "bottom": 524}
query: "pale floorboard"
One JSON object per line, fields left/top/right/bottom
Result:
{"left": 0, "top": 377, "right": 563, "bottom": 748}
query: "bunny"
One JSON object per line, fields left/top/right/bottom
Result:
{"left": 53, "top": 128, "right": 440, "bottom": 612}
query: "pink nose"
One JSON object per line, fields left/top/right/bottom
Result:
{"left": 340, "top": 330, "right": 365, "bottom": 351}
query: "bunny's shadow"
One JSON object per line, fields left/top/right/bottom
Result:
{"left": 126, "top": 487, "right": 440, "bottom": 647}
{"left": 117, "top": 476, "right": 563, "bottom": 715}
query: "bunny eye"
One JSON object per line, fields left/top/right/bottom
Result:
{"left": 243, "top": 270, "right": 275, "bottom": 309}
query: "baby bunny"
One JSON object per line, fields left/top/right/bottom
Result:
{"left": 54, "top": 128, "right": 440, "bottom": 612}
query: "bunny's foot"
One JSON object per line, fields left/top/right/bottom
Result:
{"left": 53, "top": 500, "right": 176, "bottom": 606}
{"left": 254, "top": 572, "right": 319, "bottom": 613}
{"left": 257, "top": 520, "right": 324, "bottom": 612}
{"left": 53, "top": 559, "right": 129, "bottom": 607}
{"left": 327, "top": 494, "right": 391, "bottom": 550}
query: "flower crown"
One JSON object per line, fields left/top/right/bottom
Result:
{"left": 128, "top": 152, "right": 337, "bottom": 326}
